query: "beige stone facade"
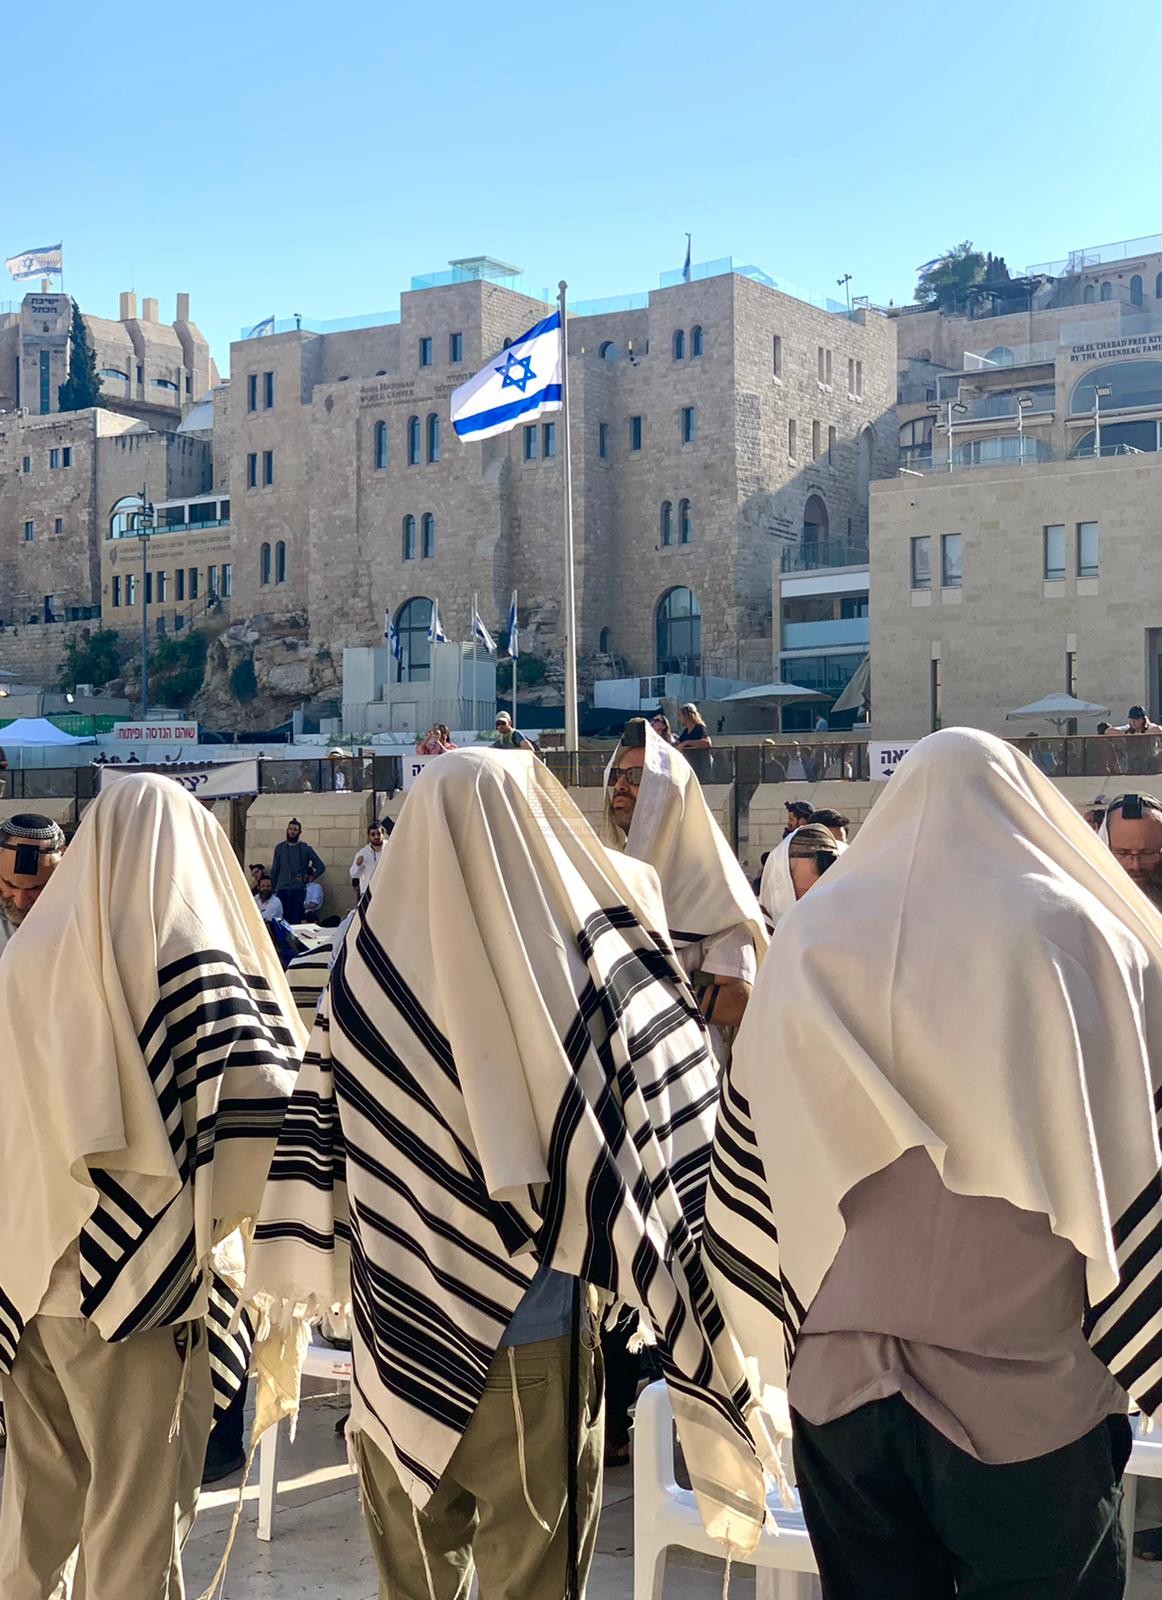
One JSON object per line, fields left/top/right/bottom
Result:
{"left": 243, "top": 791, "right": 372, "bottom": 922}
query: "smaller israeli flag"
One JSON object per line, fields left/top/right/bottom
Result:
{"left": 472, "top": 607, "right": 497, "bottom": 655}
{"left": 427, "top": 599, "right": 447, "bottom": 645}
{"left": 245, "top": 314, "right": 276, "bottom": 339}
{"left": 506, "top": 591, "right": 519, "bottom": 659}
{"left": 451, "top": 311, "right": 563, "bottom": 442}
{"left": 383, "top": 607, "right": 402, "bottom": 662}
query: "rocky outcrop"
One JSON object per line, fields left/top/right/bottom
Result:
{"left": 192, "top": 614, "right": 339, "bottom": 729}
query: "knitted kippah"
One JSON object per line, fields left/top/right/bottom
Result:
{"left": 0, "top": 814, "right": 66, "bottom": 851}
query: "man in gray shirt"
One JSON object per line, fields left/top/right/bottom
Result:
{"left": 270, "top": 818, "right": 325, "bottom": 925}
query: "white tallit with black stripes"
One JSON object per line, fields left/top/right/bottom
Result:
{"left": 246, "top": 749, "right": 783, "bottom": 1554}
{"left": 0, "top": 774, "right": 305, "bottom": 1394}
{"left": 706, "top": 727, "right": 1162, "bottom": 1418}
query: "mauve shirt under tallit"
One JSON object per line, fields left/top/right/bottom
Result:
{"left": 788, "top": 1147, "right": 1128, "bottom": 1464}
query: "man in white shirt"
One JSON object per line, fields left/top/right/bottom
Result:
{"left": 254, "top": 874, "right": 284, "bottom": 923}
{"left": 303, "top": 865, "right": 325, "bottom": 921}
{"left": 350, "top": 820, "right": 388, "bottom": 900}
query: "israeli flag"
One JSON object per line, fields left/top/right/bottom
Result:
{"left": 506, "top": 591, "right": 519, "bottom": 659}
{"left": 427, "top": 599, "right": 447, "bottom": 644}
{"left": 451, "top": 311, "right": 562, "bottom": 442}
{"left": 472, "top": 607, "right": 497, "bottom": 655}
{"left": 383, "top": 606, "right": 402, "bottom": 662}
{"left": 245, "top": 314, "right": 276, "bottom": 338}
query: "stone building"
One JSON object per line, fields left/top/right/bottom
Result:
{"left": 226, "top": 259, "right": 897, "bottom": 703}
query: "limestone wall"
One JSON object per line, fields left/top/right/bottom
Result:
{"left": 244, "top": 790, "right": 372, "bottom": 921}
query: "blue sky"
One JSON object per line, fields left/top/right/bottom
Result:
{"left": 8, "top": 0, "right": 1160, "bottom": 369}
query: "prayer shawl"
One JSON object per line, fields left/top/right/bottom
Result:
{"left": 706, "top": 727, "right": 1162, "bottom": 1416}
{"left": 246, "top": 750, "right": 783, "bottom": 1553}
{"left": 601, "top": 722, "right": 767, "bottom": 967}
{"left": 758, "top": 831, "right": 847, "bottom": 935}
{"left": 0, "top": 774, "right": 306, "bottom": 1393}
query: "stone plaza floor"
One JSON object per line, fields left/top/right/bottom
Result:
{"left": 5, "top": 1375, "right": 1162, "bottom": 1596}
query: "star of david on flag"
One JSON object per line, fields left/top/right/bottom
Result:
{"left": 472, "top": 607, "right": 497, "bottom": 655}
{"left": 427, "top": 599, "right": 447, "bottom": 645}
{"left": 451, "top": 310, "right": 563, "bottom": 442}
{"left": 383, "top": 606, "right": 402, "bottom": 662}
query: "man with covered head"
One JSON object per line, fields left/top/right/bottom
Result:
{"left": 0, "top": 813, "right": 65, "bottom": 953}
{"left": 603, "top": 718, "right": 766, "bottom": 1054}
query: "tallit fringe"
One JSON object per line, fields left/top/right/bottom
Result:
{"left": 167, "top": 1325, "right": 195, "bottom": 1443}
{"left": 507, "top": 1348, "right": 552, "bottom": 1532}
{"left": 721, "top": 1548, "right": 734, "bottom": 1600}
{"left": 247, "top": 1292, "right": 350, "bottom": 1345}
{"left": 194, "top": 1440, "right": 258, "bottom": 1600}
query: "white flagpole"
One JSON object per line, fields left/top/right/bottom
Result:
{"left": 472, "top": 591, "right": 479, "bottom": 739}
{"left": 558, "top": 281, "right": 579, "bottom": 757}
{"left": 512, "top": 590, "right": 518, "bottom": 727}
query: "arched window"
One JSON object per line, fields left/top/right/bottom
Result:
{"left": 598, "top": 340, "right": 617, "bottom": 361}
{"left": 402, "top": 515, "right": 417, "bottom": 561}
{"left": 275, "top": 540, "right": 287, "bottom": 584}
{"left": 98, "top": 367, "right": 130, "bottom": 382}
{"left": 407, "top": 415, "right": 421, "bottom": 466}
{"left": 1100, "top": 281, "right": 1113, "bottom": 301}
{"left": 395, "top": 596, "right": 435, "bottom": 682}
{"left": 678, "top": 498, "right": 692, "bottom": 544}
{"left": 803, "top": 493, "right": 829, "bottom": 546}
{"left": 599, "top": 627, "right": 611, "bottom": 654}
{"left": 374, "top": 419, "right": 388, "bottom": 470}
{"left": 655, "top": 587, "right": 701, "bottom": 675}
{"left": 673, "top": 329, "right": 685, "bottom": 361}
{"left": 660, "top": 501, "right": 673, "bottom": 546}
{"left": 1070, "top": 421, "right": 1159, "bottom": 458}
{"left": 691, "top": 325, "right": 703, "bottom": 358}
{"left": 1070, "top": 360, "right": 1162, "bottom": 414}
{"left": 1131, "top": 275, "right": 1144, "bottom": 307}
{"left": 1083, "top": 284, "right": 1096, "bottom": 304}
{"left": 984, "top": 346, "right": 1015, "bottom": 368}
{"left": 108, "top": 494, "right": 143, "bottom": 539}
{"left": 260, "top": 542, "right": 271, "bottom": 586}
{"left": 426, "top": 413, "right": 440, "bottom": 464}
{"left": 421, "top": 513, "right": 435, "bottom": 559}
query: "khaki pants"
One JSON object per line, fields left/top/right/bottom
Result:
{"left": 0, "top": 1315, "right": 212, "bottom": 1600}
{"left": 357, "top": 1332, "right": 604, "bottom": 1600}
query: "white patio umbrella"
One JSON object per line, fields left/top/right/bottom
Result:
{"left": 1006, "top": 693, "right": 1110, "bottom": 732}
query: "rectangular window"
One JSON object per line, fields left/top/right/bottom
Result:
{"left": 1077, "top": 521, "right": 1100, "bottom": 578}
{"left": 246, "top": 452, "right": 258, "bottom": 489}
{"left": 856, "top": 360, "right": 864, "bottom": 397}
{"left": 136, "top": 363, "right": 143, "bottom": 386}
{"left": 112, "top": 576, "right": 121, "bottom": 608}
{"left": 262, "top": 449, "right": 274, "bottom": 486}
{"left": 817, "top": 347, "right": 826, "bottom": 383}
{"left": 812, "top": 420, "right": 821, "bottom": 460}
{"left": 156, "top": 569, "right": 167, "bottom": 603}
{"left": 542, "top": 421, "right": 557, "bottom": 458}
{"left": 247, "top": 374, "right": 258, "bottom": 412}
{"left": 911, "top": 535, "right": 932, "bottom": 590}
{"left": 263, "top": 370, "right": 274, "bottom": 409}
{"left": 941, "top": 532, "right": 963, "bottom": 588}
{"left": 598, "top": 421, "right": 609, "bottom": 459}
{"left": 449, "top": 331, "right": 463, "bottom": 364}
{"left": 681, "top": 406, "right": 695, "bottom": 444}
{"left": 1066, "top": 649, "right": 1078, "bottom": 698}
{"left": 930, "top": 656, "right": 943, "bottom": 732}
{"left": 630, "top": 415, "right": 643, "bottom": 451}
{"left": 144, "top": 572, "right": 153, "bottom": 605}
{"left": 50, "top": 448, "right": 60, "bottom": 468}
{"left": 53, "top": 516, "right": 62, "bottom": 535}
{"left": 23, "top": 520, "right": 33, "bottom": 542}
{"left": 419, "top": 337, "right": 433, "bottom": 368}
{"left": 176, "top": 568, "right": 185, "bottom": 602}
{"left": 828, "top": 424, "right": 836, "bottom": 463}
{"left": 21, "top": 456, "right": 30, "bottom": 473}
{"left": 788, "top": 418, "right": 797, "bottom": 459}
{"left": 62, "top": 446, "right": 71, "bottom": 467}
{"left": 208, "top": 564, "right": 219, "bottom": 596}
{"left": 222, "top": 562, "right": 233, "bottom": 597}
{"left": 523, "top": 425, "right": 537, "bottom": 461}
{"left": 125, "top": 573, "right": 137, "bottom": 606}
{"left": 40, "top": 350, "right": 51, "bottom": 413}
{"left": 1043, "top": 524, "right": 1066, "bottom": 581}
{"left": 773, "top": 335, "right": 783, "bottom": 377}
{"left": 826, "top": 349, "right": 833, "bottom": 386}
{"left": 847, "top": 357, "right": 855, "bottom": 394}
{"left": 188, "top": 568, "right": 199, "bottom": 600}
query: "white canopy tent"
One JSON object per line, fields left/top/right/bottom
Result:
{"left": 0, "top": 717, "right": 94, "bottom": 747}
{"left": 1006, "top": 693, "right": 1110, "bottom": 732}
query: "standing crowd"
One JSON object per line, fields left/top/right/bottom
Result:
{"left": 0, "top": 719, "right": 1161, "bottom": 1599}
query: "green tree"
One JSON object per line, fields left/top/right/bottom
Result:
{"left": 914, "top": 242, "right": 990, "bottom": 311}
{"left": 149, "top": 631, "right": 208, "bottom": 706}
{"left": 58, "top": 628, "right": 121, "bottom": 691}
{"left": 57, "top": 300, "right": 104, "bottom": 412}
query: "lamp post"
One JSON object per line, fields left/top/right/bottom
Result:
{"left": 1094, "top": 383, "right": 1113, "bottom": 456}
{"left": 929, "top": 397, "right": 967, "bottom": 472}
{"left": 1017, "top": 392, "right": 1034, "bottom": 463}
{"left": 133, "top": 485, "right": 155, "bottom": 720}
{"left": 837, "top": 273, "right": 852, "bottom": 313}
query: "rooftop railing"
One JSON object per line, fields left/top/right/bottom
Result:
{"left": 780, "top": 540, "right": 870, "bottom": 573}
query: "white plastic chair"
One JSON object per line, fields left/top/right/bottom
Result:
{"left": 256, "top": 1341, "right": 354, "bottom": 1541}
{"left": 633, "top": 1381, "right": 818, "bottom": 1600}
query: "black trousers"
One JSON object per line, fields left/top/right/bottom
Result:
{"left": 279, "top": 884, "right": 306, "bottom": 924}
{"left": 792, "top": 1397, "right": 1131, "bottom": 1600}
